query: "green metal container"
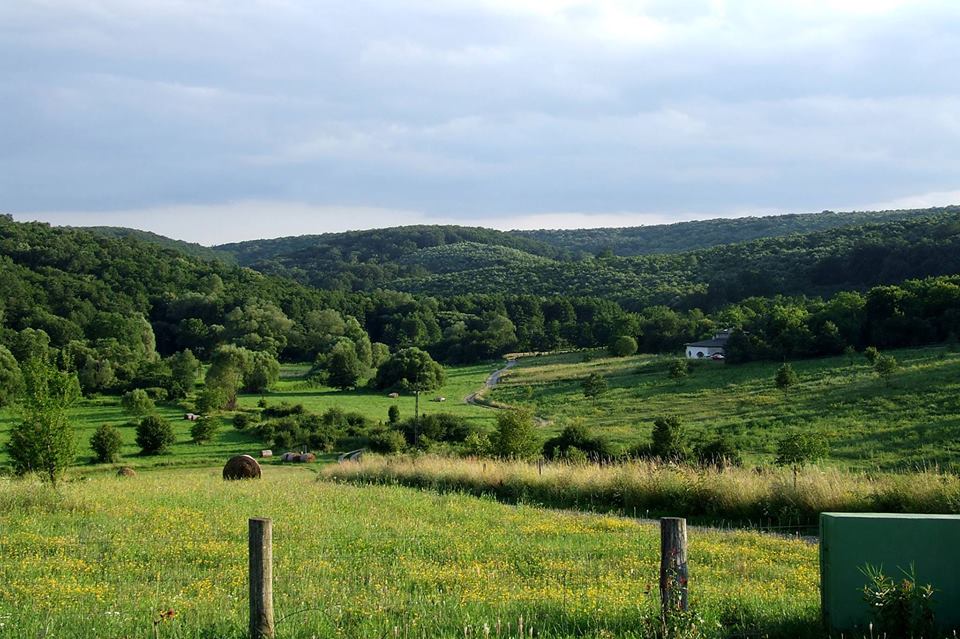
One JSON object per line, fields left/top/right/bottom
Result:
{"left": 820, "top": 512, "right": 960, "bottom": 632}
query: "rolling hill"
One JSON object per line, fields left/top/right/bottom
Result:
{"left": 197, "top": 208, "right": 960, "bottom": 310}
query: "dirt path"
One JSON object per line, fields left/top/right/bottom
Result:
{"left": 464, "top": 359, "right": 516, "bottom": 406}
{"left": 464, "top": 358, "right": 550, "bottom": 427}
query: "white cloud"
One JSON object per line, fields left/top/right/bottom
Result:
{"left": 859, "top": 189, "right": 960, "bottom": 212}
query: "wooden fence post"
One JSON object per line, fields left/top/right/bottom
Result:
{"left": 249, "top": 518, "right": 275, "bottom": 639}
{"left": 659, "top": 517, "right": 689, "bottom": 618}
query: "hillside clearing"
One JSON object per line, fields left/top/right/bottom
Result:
{"left": 490, "top": 346, "right": 960, "bottom": 470}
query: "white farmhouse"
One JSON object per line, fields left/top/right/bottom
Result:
{"left": 685, "top": 329, "right": 733, "bottom": 360}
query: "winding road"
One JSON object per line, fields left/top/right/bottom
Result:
{"left": 464, "top": 358, "right": 517, "bottom": 407}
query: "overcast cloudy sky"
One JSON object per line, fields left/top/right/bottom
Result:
{"left": 3, "top": 0, "right": 960, "bottom": 244}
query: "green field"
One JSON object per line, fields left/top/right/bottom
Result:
{"left": 0, "top": 467, "right": 819, "bottom": 638}
{"left": 490, "top": 346, "right": 960, "bottom": 470}
{"left": 0, "top": 362, "right": 499, "bottom": 471}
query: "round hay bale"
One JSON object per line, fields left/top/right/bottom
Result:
{"left": 223, "top": 454, "right": 261, "bottom": 480}
{"left": 296, "top": 452, "right": 317, "bottom": 463}
{"left": 116, "top": 466, "right": 136, "bottom": 478}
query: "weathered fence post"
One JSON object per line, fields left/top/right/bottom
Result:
{"left": 659, "top": 517, "right": 689, "bottom": 618}
{"left": 249, "top": 518, "right": 275, "bottom": 639}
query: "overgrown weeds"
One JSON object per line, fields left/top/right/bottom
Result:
{"left": 322, "top": 455, "right": 960, "bottom": 527}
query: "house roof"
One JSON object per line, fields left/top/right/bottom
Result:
{"left": 686, "top": 338, "right": 729, "bottom": 348}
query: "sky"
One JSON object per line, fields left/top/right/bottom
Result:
{"left": 3, "top": 0, "right": 960, "bottom": 245}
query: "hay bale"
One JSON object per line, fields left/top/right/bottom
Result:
{"left": 223, "top": 454, "right": 261, "bottom": 480}
{"left": 281, "top": 452, "right": 299, "bottom": 462}
{"left": 296, "top": 452, "right": 317, "bottom": 463}
{"left": 116, "top": 466, "right": 136, "bottom": 478}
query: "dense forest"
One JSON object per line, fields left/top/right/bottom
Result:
{"left": 512, "top": 207, "right": 948, "bottom": 257}
{"left": 0, "top": 217, "right": 637, "bottom": 395}
{"left": 87, "top": 227, "right": 236, "bottom": 264}
{"left": 204, "top": 208, "right": 960, "bottom": 313}
{"left": 3, "top": 205, "right": 960, "bottom": 403}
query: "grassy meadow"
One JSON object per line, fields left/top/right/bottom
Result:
{"left": 490, "top": 346, "right": 960, "bottom": 470}
{"left": 0, "top": 467, "right": 820, "bottom": 638}
{"left": 0, "top": 362, "right": 499, "bottom": 472}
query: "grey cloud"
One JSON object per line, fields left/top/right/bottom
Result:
{"left": 2, "top": 0, "right": 960, "bottom": 236}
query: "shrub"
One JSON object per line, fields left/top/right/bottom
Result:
{"left": 261, "top": 402, "right": 305, "bottom": 419}
{"left": 695, "top": 437, "right": 743, "bottom": 468}
{"left": 90, "top": 424, "right": 123, "bottom": 463}
{"left": 608, "top": 336, "right": 638, "bottom": 358}
{"left": 543, "top": 423, "right": 612, "bottom": 461}
{"left": 136, "top": 415, "right": 176, "bottom": 455}
{"left": 190, "top": 417, "right": 219, "bottom": 444}
{"left": 864, "top": 346, "right": 881, "bottom": 364}
{"left": 388, "top": 405, "right": 400, "bottom": 425}
{"left": 143, "top": 387, "right": 168, "bottom": 402}
{"left": 581, "top": 373, "right": 608, "bottom": 398}
{"left": 668, "top": 359, "right": 689, "bottom": 381}
{"left": 651, "top": 416, "right": 686, "bottom": 460}
{"left": 121, "top": 389, "right": 154, "bottom": 417}
{"left": 774, "top": 363, "right": 798, "bottom": 391}
{"left": 461, "top": 431, "right": 492, "bottom": 457}
{"left": 491, "top": 410, "right": 540, "bottom": 459}
{"left": 400, "top": 413, "right": 473, "bottom": 447}
{"left": 874, "top": 354, "right": 898, "bottom": 385}
{"left": 259, "top": 407, "right": 344, "bottom": 452}
{"left": 368, "top": 429, "right": 407, "bottom": 454}
{"left": 233, "top": 413, "right": 253, "bottom": 430}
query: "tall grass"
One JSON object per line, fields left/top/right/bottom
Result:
{"left": 0, "top": 467, "right": 820, "bottom": 638}
{"left": 323, "top": 455, "right": 960, "bottom": 528}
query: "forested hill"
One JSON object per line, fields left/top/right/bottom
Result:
{"left": 204, "top": 208, "right": 960, "bottom": 311}
{"left": 220, "top": 225, "right": 567, "bottom": 266}
{"left": 86, "top": 226, "right": 236, "bottom": 264}
{"left": 511, "top": 206, "right": 954, "bottom": 257}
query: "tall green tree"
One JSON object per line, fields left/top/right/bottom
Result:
{"left": 7, "top": 357, "right": 81, "bottom": 484}
{"left": 167, "top": 349, "right": 200, "bottom": 397}
{"left": 244, "top": 350, "right": 280, "bottom": 393}
{"left": 201, "top": 345, "right": 253, "bottom": 411}
{"left": 374, "top": 347, "right": 445, "bottom": 423}
{"left": 327, "top": 342, "right": 364, "bottom": 390}
{"left": 0, "top": 344, "right": 23, "bottom": 407}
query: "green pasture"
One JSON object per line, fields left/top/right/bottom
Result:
{"left": 0, "top": 362, "right": 499, "bottom": 472}
{"left": 0, "top": 467, "right": 819, "bottom": 638}
{"left": 491, "top": 346, "right": 960, "bottom": 470}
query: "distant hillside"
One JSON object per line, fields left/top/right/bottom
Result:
{"left": 397, "top": 242, "right": 555, "bottom": 275}
{"left": 511, "top": 206, "right": 955, "bottom": 256}
{"left": 216, "top": 225, "right": 567, "bottom": 291}
{"left": 205, "top": 208, "right": 960, "bottom": 310}
{"left": 86, "top": 227, "right": 235, "bottom": 264}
